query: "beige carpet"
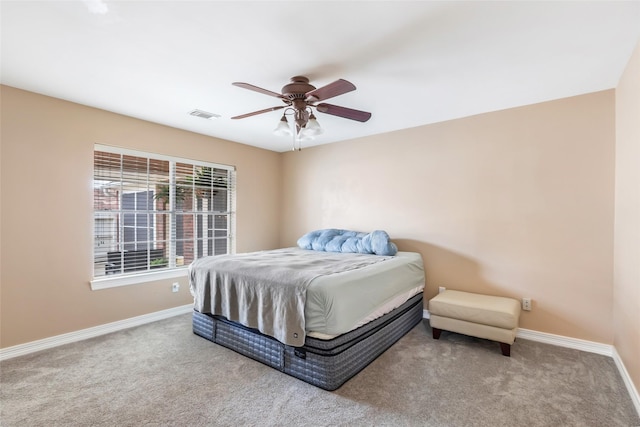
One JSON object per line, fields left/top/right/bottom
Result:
{"left": 1, "top": 314, "right": 638, "bottom": 426}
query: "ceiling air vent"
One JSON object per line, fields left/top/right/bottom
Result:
{"left": 189, "top": 109, "right": 221, "bottom": 120}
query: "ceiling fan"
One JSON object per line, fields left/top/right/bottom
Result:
{"left": 231, "top": 76, "right": 371, "bottom": 145}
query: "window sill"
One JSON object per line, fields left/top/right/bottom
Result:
{"left": 90, "top": 268, "right": 189, "bottom": 290}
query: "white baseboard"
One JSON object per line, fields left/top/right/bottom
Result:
{"left": 515, "top": 327, "right": 613, "bottom": 356}
{"left": 422, "top": 309, "right": 612, "bottom": 355}
{"left": 422, "top": 310, "right": 639, "bottom": 417}
{"left": 0, "top": 304, "right": 193, "bottom": 361}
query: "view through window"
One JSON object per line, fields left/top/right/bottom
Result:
{"left": 93, "top": 146, "right": 235, "bottom": 279}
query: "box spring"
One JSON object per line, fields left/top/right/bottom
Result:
{"left": 192, "top": 292, "right": 424, "bottom": 390}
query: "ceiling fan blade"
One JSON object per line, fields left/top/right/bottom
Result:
{"left": 231, "top": 105, "right": 285, "bottom": 119}
{"left": 315, "top": 103, "right": 372, "bottom": 122}
{"left": 232, "top": 82, "right": 285, "bottom": 99}
{"left": 305, "top": 79, "right": 356, "bottom": 102}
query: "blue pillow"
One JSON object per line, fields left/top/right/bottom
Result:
{"left": 297, "top": 229, "right": 398, "bottom": 256}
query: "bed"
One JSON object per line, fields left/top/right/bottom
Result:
{"left": 189, "top": 230, "right": 425, "bottom": 390}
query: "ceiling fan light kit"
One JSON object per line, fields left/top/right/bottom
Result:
{"left": 305, "top": 113, "right": 323, "bottom": 136}
{"left": 273, "top": 115, "right": 291, "bottom": 136}
{"left": 232, "top": 76, "right": 371, "bottom": 150}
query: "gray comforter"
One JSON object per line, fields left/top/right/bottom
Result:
{"left": 189, "top": 247, "right": 392, "bottom": 346}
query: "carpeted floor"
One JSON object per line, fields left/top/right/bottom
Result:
{"left": 1, "top": 314, "right": 638, "bottom": 426}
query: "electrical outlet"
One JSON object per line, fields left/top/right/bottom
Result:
{"left": 172, "top": 283, "right": 180, "bottom": 293}
{"left": 522, "top": 297, "right": 532, "bottom": 311}
{"left": 438, "top": 286, "right": 446, "bottom": 294}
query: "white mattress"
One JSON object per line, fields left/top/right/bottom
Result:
{"left": 305, "top": 251, "right": 425, "bottom": 339}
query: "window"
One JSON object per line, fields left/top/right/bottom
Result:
{"left": 92, "top": 145, "right": 235, "bottom": 289}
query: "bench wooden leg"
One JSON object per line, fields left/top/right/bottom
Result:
{"left": 432, "top": 327, "right": 442, "bottom": 340}
{"left": 499, "top": 342, "right": 511, "bottom": 357}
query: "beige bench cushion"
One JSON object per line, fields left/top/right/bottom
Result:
{"left": 429, "top": 290, "right": 520, "bottom": 329}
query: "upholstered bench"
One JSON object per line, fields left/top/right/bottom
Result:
{"left": 429, "top": 290, "right": 521, "bottom": 356}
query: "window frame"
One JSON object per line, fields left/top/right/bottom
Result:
{"left": 90, "top": 144, "right": 236, "bottom": 290}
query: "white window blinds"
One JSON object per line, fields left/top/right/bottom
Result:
{"left": 93, "top": 145, "right": 235, "bottom": 279}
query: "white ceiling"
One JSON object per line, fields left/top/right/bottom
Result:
{"left": 2, "top": 1, "right": 639, "bottom": 152}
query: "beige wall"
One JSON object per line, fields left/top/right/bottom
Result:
{"left": 0, "top": 85, "right": 282, "bottom": 348}
{"left": 614, "top": 41, "right": 640, "bottom": 399}
{"left": 281, "top": 90, "right": 616, "bottom": 344}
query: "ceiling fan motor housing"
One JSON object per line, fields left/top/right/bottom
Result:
{"left": 281, "top": 76, "right": 315, "bottom": 128}
{"left": 281, "top": 76, "right": 316, "bottom": 100}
